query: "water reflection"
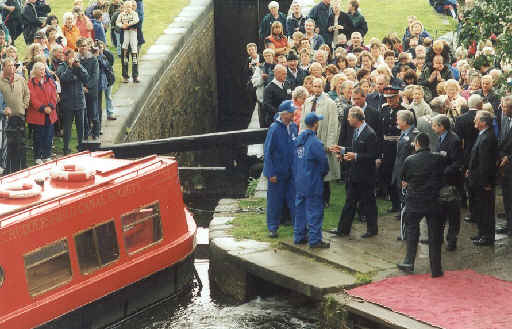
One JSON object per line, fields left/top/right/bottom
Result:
{"left": 118, "top": 260, "right": 319, "bottom": 329}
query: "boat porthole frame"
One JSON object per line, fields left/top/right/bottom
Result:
{"left": 0, "top": 266, "right": 3, "bottom": 287}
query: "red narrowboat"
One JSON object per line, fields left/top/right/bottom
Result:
{"left": 0, "top": 151, "right": 197, "bottom": 329}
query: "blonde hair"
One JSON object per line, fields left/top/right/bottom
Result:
{"left": 30, "top": 62, "right": 46, "bottom": 78}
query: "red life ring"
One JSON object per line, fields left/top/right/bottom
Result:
{"left": 0, "top": 182, "right": 42, "bottom": 199}
{"left": 50, "top": 164, "right": 95, "bottom": 182}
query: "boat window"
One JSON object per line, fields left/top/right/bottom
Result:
{"left": 121, "top": 202, "right": 163, "bottom": 254}
{"left": 75, "top": 221, "right": 119, "bottom": 275}
{"left": 24, "top": 239, "right": 72, "bottom": 296}
{"left": 0, "top": 266, "right": 3, "bottom": 287}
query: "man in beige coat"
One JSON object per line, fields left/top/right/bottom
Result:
{"left": 300, "top": 77, "right": 340, "bottom": 207}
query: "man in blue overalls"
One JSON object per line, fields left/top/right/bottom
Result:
{"left": 294, "top": 112, "right": 330, "bottom": 248}
{"left": 263, "top": 100, "right": 298, "bottom": 238}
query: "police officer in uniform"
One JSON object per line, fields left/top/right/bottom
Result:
{"left": 378, "top": 84, "right": 405, "bottom": 211}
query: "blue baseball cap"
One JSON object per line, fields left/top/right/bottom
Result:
{"left": 278, "top": 100, "right": 296, "bottom": 113}
{"left": 305, "top": 112, "right": 324, "bottom": 126}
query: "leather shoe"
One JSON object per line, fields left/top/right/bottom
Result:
{"left": 294, "top": 238, "right": 307, "bottom": 245}
{"left": 397, "top": 263, "right": 414, "bottom": 273}
{"left": 473, "top": 238, "right": 494, "bottom": 246}
{"left": 268, "top": 231, "right": 278, "bottom": 238}
{"left": 464, "top": 216, "right": 475, "bottom": 223}
{"left": 310, "top": 240, "right": 330, "bottom": 249}
{"left": 328, "top": 229, "right": 347, "bottom": 237}
{"left": 361, "top": 232, "right": 377, "bottom": 238}
{"left": 470, "top": 235, "right": 481, "bottom": 241}
{"left": 446, "top": 243, "right": 457, "bottom": 251}
{"left": 432, "top": 271, "right": 444, "bottom": 278}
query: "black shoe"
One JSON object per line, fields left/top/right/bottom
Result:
{"left": 473, "top": 238, "right": 494, "bottom": 246}
{"left": 432, "top": 271, "right": 444, "bottom": 278}
{"left": 446, "top": 243, "right": 457, "bottom": 251}
{"left": 388, "top": 207, "right": 400, "bottom": 213}
{"left": 397, "top": 262, "right": 414, "bottom": 273}
{"left": 294, "top": 238, "right": 307, "bottom": 245}
{"left": 419, "top": 239, "right": 429, "bottom": 244}
{"left": 496, "top": 227, "right": 510, "bottom": 234}
{"left": 310, "top": 241, "right": 330, "bottom": 249}
{"left": 361, "top": 232, "right": 377, "bottom": 238}
{"left": 269, "top": 231, "right": 278, "bottom": 238}
{"left": 328, "top": 229, "right": 347, "bottom": 237}
{"left": 470, "top": 235, "right": 481, "bottom": 241}
{"left": 464, "top": 216, "right": 475, "bottom": 223}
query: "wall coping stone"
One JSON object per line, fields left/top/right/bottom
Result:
{"left": 102, "top": 0, "right": 213, "bottom": 146}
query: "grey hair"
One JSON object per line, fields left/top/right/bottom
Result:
{"left": 476, "top": 110, "right": 493, "bottom": 127}
{"left": 397, "top": 110, "right": 415, "bottom": 125}
{"left": 433, "top": 114, "right": 451, "bottom": 131}
{"left": 274, "top": 64, "right": 287, "bottom": 73}
{"left": 348, "top": 106, "right": 365, "bottom": 122}
{"left": 268, "top": 1, "right": 279, "bottom": 9}
{"left": 468, "top": 94, "right": 483, "bottom": 109}
{"left": 305, "top": 18, "right": 315, "bottom": 26}
{"left": 63, "top": 12, "right": 75, "bottom": 23}
{"left": 292, "top": 86, "right": 309, "bottom": 100}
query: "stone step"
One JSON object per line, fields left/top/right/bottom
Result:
{"left": 280, "top": 234, "right": 396, "bottom": 275}
{"left": 239, "top": 248, "right": 359, "bottom": 299}
{"left": 326, "top": 292, "right": 438, "bottom": 329}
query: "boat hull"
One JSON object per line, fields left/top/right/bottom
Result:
{"left": 37, "top": 252, "right": 195, "bottom": 329}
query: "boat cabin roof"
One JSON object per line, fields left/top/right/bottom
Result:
{"left": 0, "top": 151, "right": 176, "bottom": 228}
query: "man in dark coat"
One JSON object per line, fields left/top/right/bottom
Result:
{"left": 346, "top": 0, "right": 368, "bottom": 37}
{"left": 258, "top": 1, "right": 287, "bottom": 41}
{"left": 286, "top": 1, "right": 306, "bottom": 37}
{"left": 351, "top": 87, "right": 381, "bottom": 139}
{"left": 330, "top": 106, "right": 378, "bottom": 238}
{"left": 497, "top": 96, "right": 512, "bottom": 236}
{"left": 326, "top": 2, "right": 354, "bottom": 46}
{"left": 57, "top": 48, "right": 89, "bottom": 154}
{"left": 454, "top": 94, "right": 482, "bottom": 216}
{"left": 264, "top": 100, "right": 298, "bottom": 238}
{"left": 467, "top": 110, "right": 498, "bottom": 246}
{"left": 418, "top": 55, "right": 453, "bottom": 98}
{"left": 475, "top": 75, "right": 501, "bottom": 113}
{"left": 286, "top": 52, "right": 307, "bottom": 90}
{"left": 308, "top": 0, "right": 331, "bottom": 47}
{"left": 393, "top": 110, "right": 419, "bottom": 240}
{"left": 294, "top": 112, "right": 330, "bottom": 248}
{"left": 262, "top": 64, "right": 291, "bottom": 128}
{"left": 366, "top": 74, "right": 387, "bottom": 113}
{"left": 2, "top": 0, "right": 24, "bottom": 42}
{"left": 397, "top": 132, "right": 445, "bottom": 278}
{"left": 77, "top": 37, "right": 100, "bottom": 141}
{"left": 22, "top": 0, "right": 44, "bottom": 45}
{"left": 432, "top": 114, "right": 464, "bottom": 250}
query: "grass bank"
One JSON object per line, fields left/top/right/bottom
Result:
{"left": 231, "top": 181, "right": 392, "bottom": 243}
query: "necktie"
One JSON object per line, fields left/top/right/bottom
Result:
{"left": 311, "top": 96, "right": 319, "bottom": 112}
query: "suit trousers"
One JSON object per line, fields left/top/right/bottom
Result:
{"left": 62, "top": 109, "right": 84, "bottom": 154}
{"left": 439, "top": 199, "right": 460, "bottom": 244}
{"left": 404, "top": 208, "right": 443, "bottom": 275}
{"left": 295, "top": 194, "right": 324, "bottom": 246}
{"left": 266, "top": 177, "right": 295, "bottom": 233}
{"left": 501, "top": 170, "right": 512, "bottom": 230}
{"left": 471, "top": 186, "right": 495, "bottom": 240}
{"left": 337, "top": 180, "right": 378, "bottom": 234}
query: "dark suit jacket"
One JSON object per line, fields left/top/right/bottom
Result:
{"left": 363, "top": 105, "right": 382, "bottom": 144}
{"left": 392, "top": 127, "right": 419, "bottom": 185}
{"left": 366, "top": 92, "right": 385, "bottom": 112}
{"left": 437, "top": 130, "right": 464, "bottom": 186}
{"left": 498, "top": 119, "right": 512, "bottom": 176}
{"left": 262, "top": 81, "right": 291, "bottom": 127}
{"left": 454, "top": 110, "right": 479, "bottom": 168}
{"left": 286, "top": 68, "right": 307, "bottom": 90}
{"left": 326, "top": 11, "right": 354, "bottom": 45}
{"left": 468, "top": 128, "right": 498, "bottom": 188}
{"left": 345, "top": 124, "right": 377, "bottom": 184}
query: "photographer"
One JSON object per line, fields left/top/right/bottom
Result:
{"left": 22, "top": 0, "right": 45, "bottom": 45}
{"left": 56, "top": 48, "right": 88, "bottom": 154}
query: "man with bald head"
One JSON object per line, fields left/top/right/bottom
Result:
{"left": 262, "top": 64, "right": 292, "bottom": 127}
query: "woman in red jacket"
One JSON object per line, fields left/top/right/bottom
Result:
{"left": 27, "top": 62, "right": 58, "bottom": 164}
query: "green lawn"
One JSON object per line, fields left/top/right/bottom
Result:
{"left": 231, "top": 181, "right": 392, "bottom": 243}
{"left": 313, "top": 0, "right": 457, "bottom": 40}
{"left": 18, "top": 0, "right": 190, "bottom": 163}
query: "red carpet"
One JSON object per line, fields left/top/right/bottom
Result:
{"left": 348, "top": 270, "right": 512, "bottom": 329}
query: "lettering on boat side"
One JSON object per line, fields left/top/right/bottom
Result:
{"left": 0, "top": 181, "right": 145, "bottom": 244}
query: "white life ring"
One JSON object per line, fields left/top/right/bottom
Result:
{"left": 0, "top": 182, "right": 42, "bottom": 199}
{"left": 50, "top": 164, "right": 95, "bottom": 182}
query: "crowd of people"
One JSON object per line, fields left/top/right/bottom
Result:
{"left": 254, "top": 0, "right": 511, "bottom": 278}
{"left": 0, "top": 0, "right": 145, "bottom": 174}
